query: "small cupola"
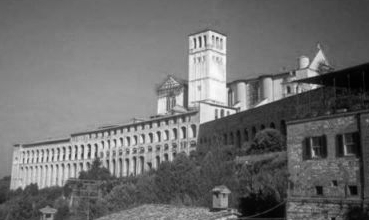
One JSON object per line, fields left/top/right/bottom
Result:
{"left": 211, "top": 185, "right": 231, "bottom": 211}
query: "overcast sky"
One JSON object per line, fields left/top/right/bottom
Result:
{"left": 0, "top": 0, "right": 369, "bottom": 178}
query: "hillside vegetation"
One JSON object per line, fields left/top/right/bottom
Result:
{"left": 0, "top": 128, "right": 288, "bottom": 220}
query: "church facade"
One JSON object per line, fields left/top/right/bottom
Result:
{"left": 10, "top": 30, "right": 329, "bottom": 190}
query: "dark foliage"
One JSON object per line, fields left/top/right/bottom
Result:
{"left": 345, "top": 206, "right": 369, "bottom": 220}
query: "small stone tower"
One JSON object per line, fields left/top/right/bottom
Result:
{"left": 39, "top": 205, "right": 57, "bottom": 220}
{"left": 188, "top": 30, "right": 227, "bottom": 107}
{"left": 212, "top": 185, "right": 231, "bottom": 211}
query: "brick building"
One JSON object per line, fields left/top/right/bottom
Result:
{"left": 287, "top": 63, "right": 369, "bottom": 220}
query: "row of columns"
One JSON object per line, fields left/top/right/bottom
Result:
{"left": 19, "top": 162, "right": 90, "bottom": 189}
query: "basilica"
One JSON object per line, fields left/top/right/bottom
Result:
{"left": 10, "top": 29, "right": 330, "bottom": 190}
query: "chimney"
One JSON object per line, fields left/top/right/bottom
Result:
{"left": 298, "top": 56, "right": 310, "bottom": 69}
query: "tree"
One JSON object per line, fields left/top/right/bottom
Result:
{"left": 79, "top": 158, "right": 113, "bottom": 180}
{"left": 246, "top": 129, "right": 286, "bottom": 155}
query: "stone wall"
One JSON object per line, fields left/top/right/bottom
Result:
{"left": 287, "top": 111, "right": 369, "bottom": 219}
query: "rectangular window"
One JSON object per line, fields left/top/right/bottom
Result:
{"left": 336, "top": 132, "right": 360, "bottom": 157}
{"left": 303, "top": 135, "right": 327, "bottom": 160}
{"left": 315, "top": 186, "right": 323, "bottom": 195}
{"left": 348, "top": 185, "right": 358, "bottom": 196}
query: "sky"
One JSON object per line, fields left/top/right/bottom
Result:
{"left": 0, "top": 0, "right": 369, "bottom": 178}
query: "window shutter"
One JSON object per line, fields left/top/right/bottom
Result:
{"left": 336, "top": 134, "right": 343, "bottom": 157}
{"left": 353, "top": 132, "right": 361, "bottom": 158}
{"left": 303, "top": 137, "right": 311, "bottom": 160}
{"left": 321, "top": 135, "right": 328, "bottom": 158}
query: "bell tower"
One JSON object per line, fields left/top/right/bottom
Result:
{"left": 188, "top": 30, "right": 227, "bottom": 107}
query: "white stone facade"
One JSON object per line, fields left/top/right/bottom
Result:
{"left": 11, "top": 111, "right": 199, "bottom": 190}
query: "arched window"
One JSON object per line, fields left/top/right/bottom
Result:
{"left": 156, "top": 131, "right": 161, "bottom": 142}
{"left": 87, "top": 144, "right": 91, "bottom": 159}
{"left": 173, "top": 128, "right": 178, "bottom": 140}
{"left": 80, "top": 145, "right": 84, "bottom": 159}
{"left": 181, "top": 127, "right": 187, "bottom": 139}
{"left": 164, "top": 130, "right": 169, "bottom": 141}
{"left": 244, "top": 128, "right": 249, "bottom": 142}
{"left": 119, "top": 137, "right": 123, "bottom": 147}
{"left": 198, "top": 36, "right": 202, "bottom": 47}
{"left": 230, "top": 132, "right": 234, "bottom": 145}
{"left": 212, "top": 35, "right": 215, "bottom": 46}
{"left": 220, "top": 38, "right": 223, "bottom": 49}
{"left": 193, "top": 38, "right": 197, "bottom": 49}
{"left": 190, "top": 124, "right": 197, "bottom": 138}
{"left": 220, "top": 109, "right": 225, "bottom": 118}
{"left": 133, "top": 135, "right": 138, "bottom": 145}
{"left": 149, "top": 133, "right": 153, "bottom": 143}
{"left": 126, "top": 137, "right": 131, "bottom": 146}
{"left": 236, "top": 130, "right": 241, "bottom": 148}
{"left": 94, "top": 144, "right": 98, "bottom": 158}
{"left": 252, "top": 126, "right": 257, "bottom": 139}
{"left": 203, "top": 35, "right": 207, "bottom": 46}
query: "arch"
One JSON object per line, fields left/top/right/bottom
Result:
{"left": 132, "top": 157, "right": 137, "bottom": 176}
{"left": 220, "top": 38, "right": 223, "bottom": 49}
{"left": 112, "top": 159, "right": 116, "bottom": 176}
{"left": 106, "top": 160, "right": 110, "bottom": 173}
{"left": 180, "top": 127, "right": 187, "bottom": 139}
{"left": 94, "top": 144, "right": 98, "bottom": 158}
{"left": 229, "top": 132, "right": 234, "bottom": 145}
{"left": 125, "top": 159, "right": 130, "bottom": 176}
{"left": 156, "top": 131, "right": 161, "bottom": 142}
{"left": 119, "top": 158, "right": 123, "bottom": 177}
{"left": 149, "top": 133, "right": 154, "bottom": 143}
{"left": 74, "top": 146, "right": 78, "bottom": 160}
{"left": 67, "top": 164, "right": 71, "bottom": 180}
{"left": 155, "top": 156, "right": 160, "bottom": 169}
{"left": 125, "top": 136, "right": 131, "bottom": 147}
{"left": 133, "top": 135, "right": 138, "bottom": 145}
{"left": 80, "top": 145, "right": 84, "bottom": 159}
{"left": 60, "top": 164, "right": 65, "bottom": 185}
{"left": 172, "top": 128, "right": 178, "bottom": 140}
{"left": 280, "top": 120, "right": 286, "bottom": 135}
{"left": 56, "top": 148, "right": 60, "bottom": 161}
{"left": 223, "top": 133, "right": 228, "bottom": 145}
{"left": 164, "top": 130, "right": 169, "bottom": 141}
{"left": 190, "top": 124, "right": 197, "bottom": 138}
{"left": 79, "top": 162, "right": 83, "bottom": 176}
{"left": 107, "top": 140, "right": 111, "bottom": 149}
{"left": 44, "top": 165, "right": 48, "bottom": 187}
{"left": 252, "top": 126, "right": 257, "bottom": 139}
{"left": 139, "top": 156, "right": 145, "bottom": 174}
{"left": 236, "top": 130, "right": 241, "bottom": 148}
{"left": 270, "top": 122, "right": 276, "bottom": 129}
{"left": 193, "top": 38, "right": 197, "bottom": 49}
{"left": 113, "top": 139, "right": 117, "bottom": 148}
{"left": 73, "top": 163, "right": 77, "bottom": 178}
{"left": 62, "top": 147, "right": 66, "bottom": 161}
{"left": 198, "top": 36, "right": 202, "bottom": 47}
{"left": 51, "top": 149, "right": 54, "bottom": 161}
{"left": 244, "top": 128, "right": 249, "bottom": 142}
{"left": 87, "top": 144, "right": 91, "bottom": 159}
{"left": 101, "top": 141, "right": 105, "bottom": 150}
